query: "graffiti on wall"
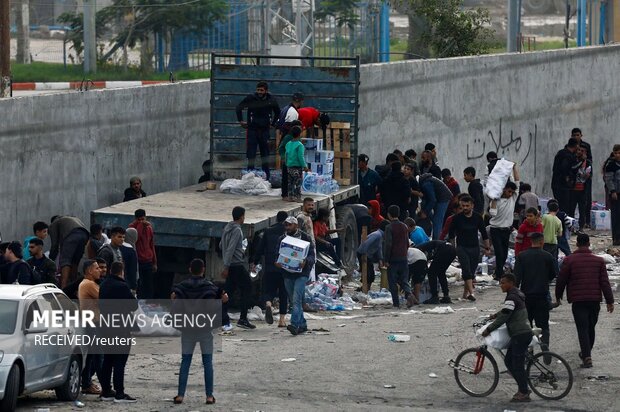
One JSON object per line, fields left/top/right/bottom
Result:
{"left": 467, "top": 119, "right": 538, "bottom": 176}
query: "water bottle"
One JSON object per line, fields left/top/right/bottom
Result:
{"left": 250, "top": 264, "right": 261, "bottom": 280}
{"left": 480, "top": 262, "right": 488, "bottom": 276}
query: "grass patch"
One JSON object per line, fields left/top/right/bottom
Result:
{"left": 487, "top": 39, "right": 577, "bottom": 54}
{"left": 11, "top": 61, "right": 210, "bottom": 82}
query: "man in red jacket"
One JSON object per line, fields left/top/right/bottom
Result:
{"left": 555, "top": 233, "right": 615, "bottom": 368}
{"left": 129, "top": 209, "right": 158, "bottom": 299}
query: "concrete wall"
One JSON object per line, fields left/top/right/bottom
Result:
{"left": 0, "top": 82, "right": 210, "bottom": 242}
{"left": 358, "top": 45, "right": 620, "bottom": 203}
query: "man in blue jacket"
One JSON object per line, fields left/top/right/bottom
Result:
{"left": 276, "top": 216, "right": 315, "bottom": 336}
{"left": 419, "top": 173, "right": 453, "bottom": 240}
{"left": 357, "top": 220, "right": 388, "bottom": 289}
{"left": 236, "top": 81, "right": 280, "bottom": 179}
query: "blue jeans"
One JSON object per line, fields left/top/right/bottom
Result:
{"left": 558, "top": 234, "right": 571, "bottom": 258}
{"left": 81, "top": 354, "right": 103, "bottom": 389}
{"left": 387, "top": 261, "right": 411, "bottom": 307}
{"left": 432, "top": 202, "right": 449, "bottom": 240}
{"left": 284, "top": 275, "right": 308, "bottom": 329}
{"left": 177, "top": 332, "right": 214, "bottom": 397}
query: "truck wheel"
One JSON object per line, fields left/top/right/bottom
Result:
{"left": 55, "top": 355, "right": 81, "bottom": 401}
{"left": 335, "top": 206, "right": 358, "bottom": 272}
{"left": 0, "top": 364, "right": 20, "bottom": 412}
{"left": 523, "top": 0, "right": 553, "bottom": 14}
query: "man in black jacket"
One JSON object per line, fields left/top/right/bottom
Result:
{"left": 552, "top": 138, "right": 579, "bottom": 213}
{"left": 416, "top": 240, "right": 456, "bottom": 304}
{"left": 514, "top": 232, "right": 557, "bottom": 354}
{"left": 98, "top": 261, "right": 138, "bottom": 403}
{"left": 463, "top": 167, "right": 484, "bottom": 216}
{"left": 252, "top": 211, "right": 288, "bottom": 327}
{"left": 379, "top": 161, "right": 411, "bottom": 221}
{"left": 171, "top": 258, "right": 223, "bottom": 405}
{"left": 420, "top": 150, "right": 441, "bottom": 179}
{"left": 235, "top": 81, "right": 280, "bottom": 179}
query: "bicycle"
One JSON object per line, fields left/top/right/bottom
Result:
{"left": 449, "top": 317, "right": 573, "bottom": 400}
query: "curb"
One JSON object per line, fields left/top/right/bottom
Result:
{"left": 12, "top": 80, "right": 168, "bottom": 91}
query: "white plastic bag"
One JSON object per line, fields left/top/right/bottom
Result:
{"left": 477, "top": 323, "right": 510, "bottom": 349}
{"left": 484, "top": 159, "right": 514, "bottom": 200}
{"left": 220, "top": 172, "right": 273, "bottom": 196}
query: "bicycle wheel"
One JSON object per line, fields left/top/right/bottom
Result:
{"left": 526, "top": 351, "right": 574, "bottom": 400}
{"left": 452, "top": 347, "right": 499, "bottom": 397}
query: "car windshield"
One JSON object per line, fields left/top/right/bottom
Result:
{"left": 0, "top": 300, "right": 19, "bottom": 334}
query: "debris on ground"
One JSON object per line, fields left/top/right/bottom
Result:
{"left": 422, "top": 306, "right": 455, "bottom": 315}
{"left": 387, "top": 334, "right": 411, "bottom": 342}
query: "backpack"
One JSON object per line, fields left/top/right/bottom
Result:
{"left": 11, "top": 261, "right": 40, "bottom": 285}
{"left": 275, "top": 104, "right": 293, "bottom": 130}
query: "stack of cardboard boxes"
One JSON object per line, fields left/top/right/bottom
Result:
{"left": 304, "top": 139, "right": 334, "bottom": 176}
{"left": 276, "top": 235, "right": 311, "bottom": 273}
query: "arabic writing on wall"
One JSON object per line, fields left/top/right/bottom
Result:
{"left": 467, "top": 119, "right": 538, "bottom": 176}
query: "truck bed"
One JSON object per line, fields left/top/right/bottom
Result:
{"left": 91, "top": 184, "right": 359, "bottom": 250}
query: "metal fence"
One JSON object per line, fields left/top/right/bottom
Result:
{"left": 157, "top": 0, "right": 385, "bottom": 71}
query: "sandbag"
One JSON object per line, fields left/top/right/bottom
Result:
{"left": 484, "top": 159, "right": 514, "bottom": 200}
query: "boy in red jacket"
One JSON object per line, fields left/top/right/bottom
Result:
{"left": 515, "top": 207, "right": 543, "bottom": 256}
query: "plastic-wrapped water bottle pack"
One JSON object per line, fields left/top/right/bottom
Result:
{"left": 302, "top": 172, "right": 340, "bottom": 194}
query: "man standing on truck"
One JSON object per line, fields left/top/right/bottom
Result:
{"left": 220, "top": 206, "right": 255, "bottom": 330}
{"left": 236, "top": 81, "right": 280, "bottom": 180}
{"left": 48, "top": 215, "right": 90, "bottom": 288}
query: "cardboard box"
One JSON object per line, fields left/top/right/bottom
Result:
{"left": 591, "top": 210, "right": 612, "bottom": 230}
{"left": 279, "top": 235, "right": 310, "bottom": 259}
{"left": 304, "top": 139, "right": 323, "bottom": 151}
{"left": 304, "top": 150, "right": 316, "bottom": 164}
{"left": 277, "top": 255, "right": 304, "bottom": 273}
{"left": 306, "top": 150, "right": 334, "bottom": 164}
{"left": 309, "top": 162, "right": 334, "bottom": 175}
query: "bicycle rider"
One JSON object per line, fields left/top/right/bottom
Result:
{"left": 481, "top": 274, "right": 533, "bottom": 403}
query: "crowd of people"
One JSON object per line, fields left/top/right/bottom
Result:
{"left": 1, "top": 124, "right": 618, "bottom": 404}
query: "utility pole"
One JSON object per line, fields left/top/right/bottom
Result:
{"left": 16, "top": 0, "right": 31, "bottom": 64}
{"left": 83, "top": 0, "right": 97, "bottom": 73}
{"left": 507, "top": 0, "right": 522, "bottom": 52}
{"left": 0, "top": 0, "right": 11, "bottom": 97}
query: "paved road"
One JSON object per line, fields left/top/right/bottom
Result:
{"left": 14, "top": 280, "right": 619, "bottom": 412}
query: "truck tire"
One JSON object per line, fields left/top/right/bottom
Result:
{"left": 523, "top": 0, "right": 553, "bottom": 14}
{"left": 55, "top": 355, "right": 81, "bottom": 401}
{"left": 0, "top": 364, "right": 19, "bottom": 412}
{"left": 335, "top": 206, "right": 358, "bottom": 272}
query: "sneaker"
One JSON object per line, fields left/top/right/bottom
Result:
{"left": 237, "top": 319, "right": 256, "bottom": 329}
{"left": 222, "top": 323, "right": 234, "bottom": 332}
{"left": 298, "top": 326, "right": 308, "bottom": 334}
{"left": 439, "top": 296, "right": 452, "bottom": 304}
{"left": 99, "top": 391, "right": 116, "bottom": 401}
{"left": 265, "top": 305, "right": 274, "bottom": 325}
{"left": 287, "top": 324, "right": 299, "bottom": 336}
{"left": 82, "top": 383, "right": 101, "bottom": 395}
{"left": 466, "top": 295, "right": 476, "bottom": 302}
{"left": 510, "top": 392, "right": 531, "bottom": 402}
{"left": 423, "top": 296, "right": 440, "bottom": 305}
{"left": 114, "top": 394, "right": 137, "bottom": 403}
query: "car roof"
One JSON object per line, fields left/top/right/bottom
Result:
{"left": 0, "top": 283, "right": 62, "bottom": 300}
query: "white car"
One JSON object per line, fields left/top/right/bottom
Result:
{"left": 0, "top": 284, "right": 85, "bottom": 411}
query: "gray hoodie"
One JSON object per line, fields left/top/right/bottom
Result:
{"left": 220, "top": 222, "right": 245, "bottom": 267}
